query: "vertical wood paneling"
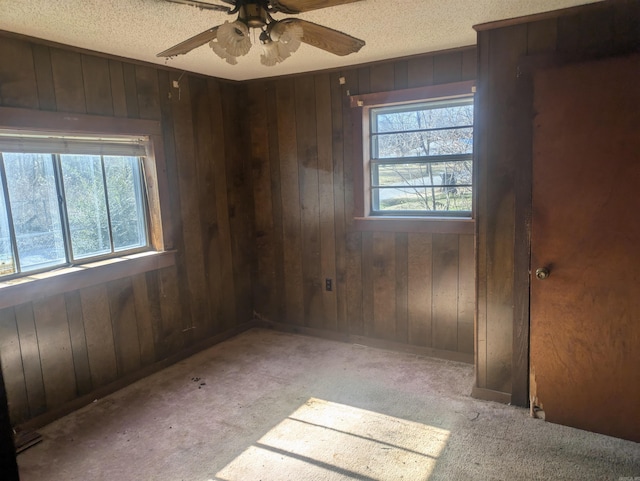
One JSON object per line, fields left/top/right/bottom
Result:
{"left": 407, "top": 56, "right": 434, "bottom": 88}
{"left": 457, "top": 235, "right": 475, "bottom": 354}
{"left": 483, "top": 25, "right": 527, "bottom": 394}
{"left": 220, "top": 83, "right": 254, "bottom": 326}
{"left": 107, "top": 278, "right": 142, "bottom": 376}
{"left": 158, "top": 265, "right": 184, "bottom": 356}
{"left": 131, "top": 273, "right": 156, "bottom": 366}
{"left": 342, "top": 68, "right": 363, "bottom": 336}
{"left": 122, "top": 63, "right": 140, "bottom": 118}
{"left": 64, "top": 292, "right": 92, "bottom": 396}
{"left": 369, "top": 64, "right": 395, "bottom": 92}
{"left": 81, "top": 55, "right": 113, "bottom": 116}
{"left": 315, "top": 73, "right": 338, "bottom": 330}
{"left": 50, "top": 49, "right": 86, "bottom": 113}
{"left": 527, "top": 19, "right": 558, "bottom": 54}
{"left": 475, "top": 30, "right": 491, "bottom": 390}
{"left": 249, "top": 50, "right": 475, "bottom": 350}
{"left": 156, "top": 70, "right": 193, "bottom": 339}
{"left": 191, "top": 76, "right": 223, "bottom": 336}
{"left": 394, "top": 61, "right": 409, "bottom": 90}
{"left": 276, "top": 78, "right": 304, "bottom": 324}
{"left": 361, "top": 231, "right": 374, "bottom": 337}
{"left": 144, "top": 270, "right": 165, "bottom": 358}
{"left": 0, "top": 33, "right": 255, "bottom": 427}
{"left": 168, "top": 73, "right": 205, "bottom": 339}
{"left": 208, "top": 79, "right": 237, "bottom": 329}
{"left": 474, "top": 1, "right": 638, "bottom": 403}
{"left": 80, "top": 285, "right": 118, "bottom": 388}
{"left": 395, "top": 233, "right": 409, "bottom": 343}
{"left": 108, "top": 60, "right": 128, "bottom": 117}
{"left": 330, "top": 72, "right": 347, "bottom": 333}
{"left": 0, "top": 37, "right": 39, "bottom": 109}
{"left": 462, "top": 49, "right": 477, "bottom": 81}
{"left": 434, "top": 52, "right": 463, "bottom": 84}
{"left": 171, "top": 74, "right": 209, "bottom": 337}
{"left": 408, "top": 233, "right": 432, "bottom": 346}
{"left": 372, "top": 231, "right": 396, "bottom": 340}
{"left": 31, "top": 44, "right": 57, "bottom": 111}
{"left": 266, "top": 81, "right": 286, "bottom": 322}
{"left": 32, "top": 296, "right": 76, "bottom": 410}
{"left": 0, "top": 308, "right": 28, "bottom": 423}
{"left": 135, "top": 65, "right": 161, "bottom": 120}
{"left": 248, "top": 82, "right": 276, "bottom": 320}
{"left": 432, "top": 234, "right": 460, "bottom": 351}
{"left": 295, "top": 75, "right": 322, "bottom": 328}
{"left": 14, "top": 303, "right": 46, "bottom": 418}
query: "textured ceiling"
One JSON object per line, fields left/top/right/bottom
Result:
{"left": 0, "top": 0, "right": 601, "bottom": 81}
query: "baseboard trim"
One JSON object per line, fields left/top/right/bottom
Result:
{"left": 16, "top": 320, "right": 260, "bottom": 433}
{"left": 257, "top": 320, "right": 474, "bottom": 364}
{"left": 471, "top": 386, "right": 512, "bottom": 404}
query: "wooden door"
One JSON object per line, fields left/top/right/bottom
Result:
{"left": 530, "top": 54, "right": 640, "bottom": 442}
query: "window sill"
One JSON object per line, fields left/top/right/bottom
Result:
{"left": 352, "top": 217, "right": 475, "bottom": 234}
{"left": 0, "top": 250, "right": 176, "bottom": 310}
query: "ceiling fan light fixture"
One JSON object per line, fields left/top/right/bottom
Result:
{"left": 158, "top": 0, "right": 367, "bottom": 66}
{"left": 209, "top": 38, "right": 239, "bottom": 64}
{"left": 260, "top": 40, "right": 283, "bottom": 66}
{"left": 270, "top": 21, "right": 303, "bottom": 54}
{"left": 216, "top": 20, "right": 252, "bottom": 57}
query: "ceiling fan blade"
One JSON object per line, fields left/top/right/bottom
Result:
{"left": 270, "top": 0, "right": 362, "bottom": 14}
{"left": 157, "top": 26, "right": 220, "bottom": 58}
{"left": 279, "top": 19, "right": 364, "bottom": 56}
{"left": 164, "top": 0, "right": 231, "bottom": 12}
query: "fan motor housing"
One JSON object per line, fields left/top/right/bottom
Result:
{"left": 238, "top": 2, "right": 269, "bottom": 28}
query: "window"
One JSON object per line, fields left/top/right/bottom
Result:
{"left": 350, "top": 80, "right": 476, "bottom": 230}
{"left": 0, "top": 132, "right": 150, "bottom": 278}
{"left": 369, "top": 97, "right": 473, "bottom": 216}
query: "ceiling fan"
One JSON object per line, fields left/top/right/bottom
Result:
{"left": 157, "top": 0, "right": 365, "bottom": 66}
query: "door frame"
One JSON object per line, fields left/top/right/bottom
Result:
{"left": 509, "top": 49, "right": 636, "bottom": 407}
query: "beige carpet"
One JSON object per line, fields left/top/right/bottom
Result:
{"left": 17, "top": 328, "right": 640, "bottom": 480}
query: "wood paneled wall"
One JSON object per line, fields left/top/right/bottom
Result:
{"left": 248, "top": 48, "right": 477, "bottom": 357}
{"left": 0, "top": 33, "right": 254, "bottom": 425}
{"left": 474, "top": 0, "right": 640, "bottom": 405}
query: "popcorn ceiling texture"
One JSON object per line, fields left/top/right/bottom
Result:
{"left": 0, "top": 0, "right": 601, "bottom": 81}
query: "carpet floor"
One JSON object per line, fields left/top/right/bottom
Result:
{"left": 17, "top": 328, "right": 640, "bottom": 480}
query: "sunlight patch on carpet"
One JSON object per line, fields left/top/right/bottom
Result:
{"left": 214, "top": 398, "right": 450, "bottom": 481}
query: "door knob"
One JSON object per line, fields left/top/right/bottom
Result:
{"left": 535, "top": 267, "right": 550, "bottom": 280}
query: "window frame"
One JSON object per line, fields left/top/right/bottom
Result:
{"left": 0, "top": 106, "right": 174, "bottom": 300}
{"left": 0, "top": 148, "right": 151, "bottom": 279}
{"left": 350, "top": 80, "right": 476, "bottom": 234}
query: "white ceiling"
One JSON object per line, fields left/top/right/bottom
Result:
{"left": 0, "top": 0, "right": 600, "bottom": 81}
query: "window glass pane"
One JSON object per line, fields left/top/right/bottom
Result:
{"left": 104, "top": 156, "right": 147, "bottom": 252}
{"left": 0, "top": 168, "right": 16, "bottom": 276}
{"left": 372, "top": 102, "right": 473, "bottom": 133}
{"left": 373, "top": 127, "right": 473, "bottom": 159}
{"left": 374, "top": 161, "right": 472, "bottom": 188}
{"left": 3, "top": 153, "right": 66, "bottom": 271}
{"left": 60, "top": 154, "right": 111, "bottom": 260}
{"left": 373, "top": 185, "right": 472, "bottom": 213}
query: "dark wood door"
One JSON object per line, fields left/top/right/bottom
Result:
{"left": 530, "top": 54, "right": 640, "bottom": 442}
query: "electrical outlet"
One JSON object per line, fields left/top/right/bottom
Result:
{"left": 325, "top": 278, "right": 333, "bottom": 291}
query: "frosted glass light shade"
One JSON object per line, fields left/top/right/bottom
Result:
{"left": 209, "top": 39, "right": 238, "bottom": 65}
{"left": 260, "top": 41, "right": 281, "bottom": 66}
{"left": 217, "top": 20, "right": 251, "bottom": 57}
{"left": 271, "top": 22, "right": 303, "bottom": 54}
